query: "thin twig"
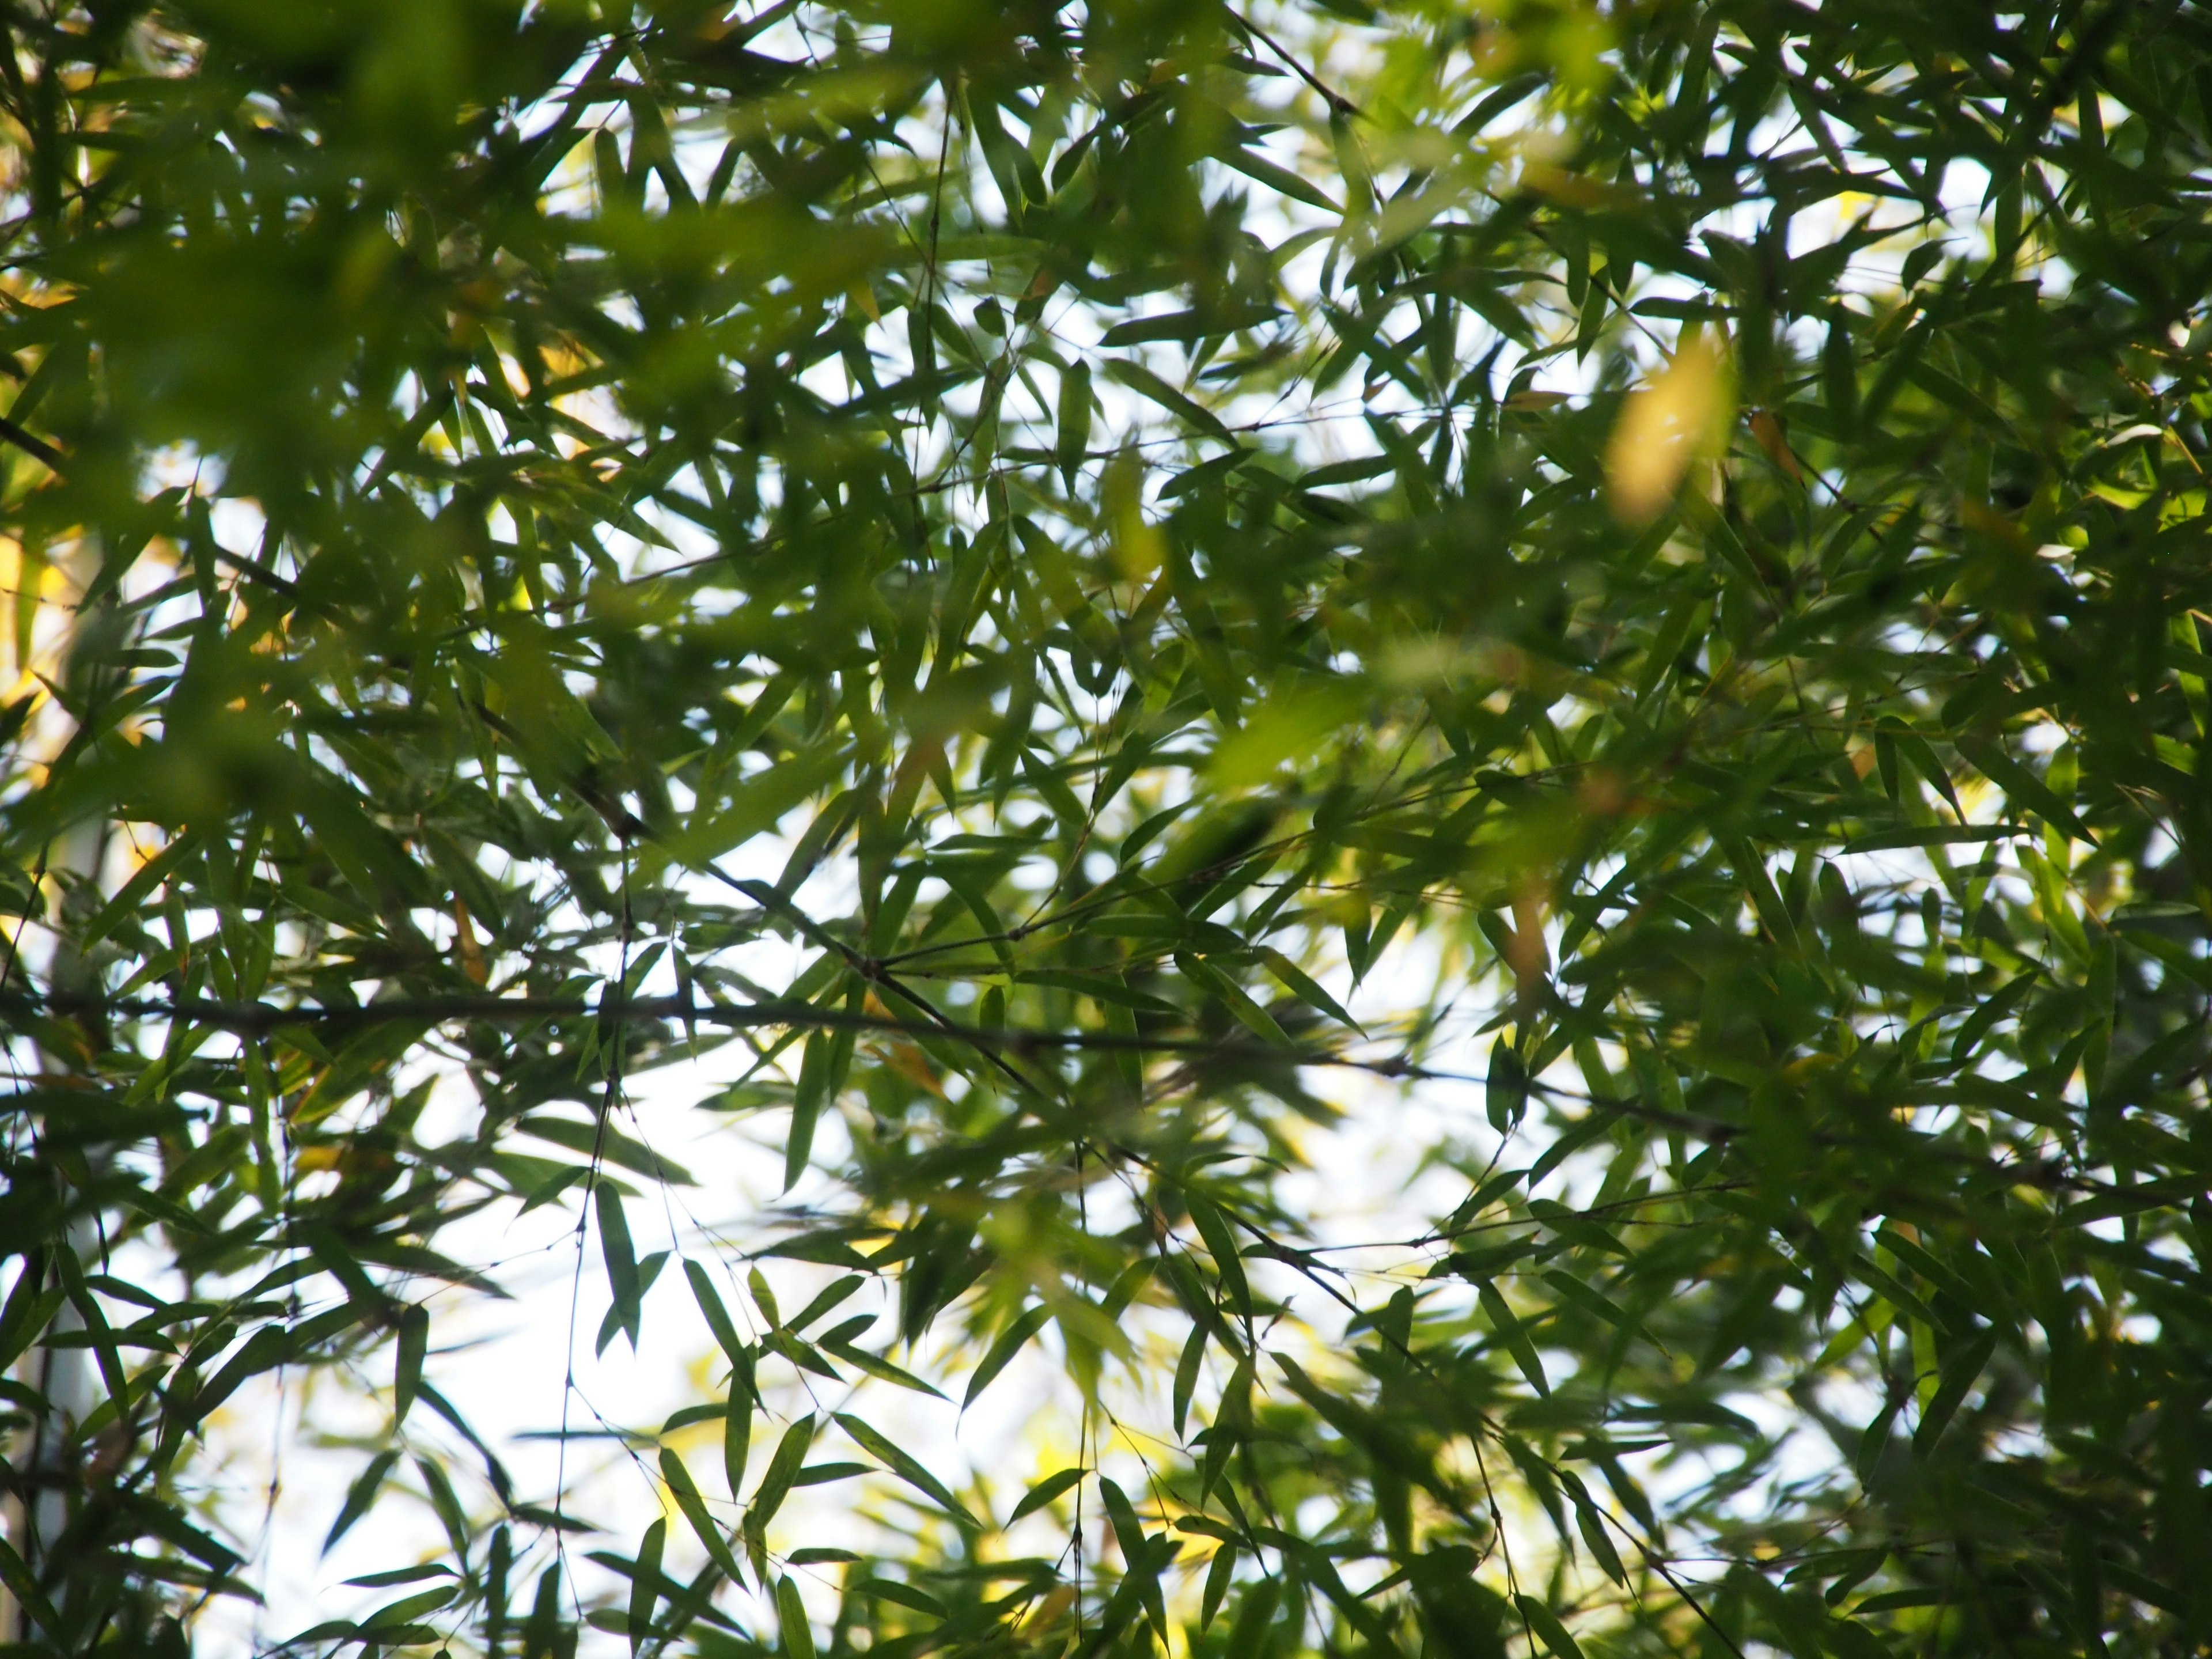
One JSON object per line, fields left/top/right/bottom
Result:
{"left": 1224, "top": 6, "right": 1362, "bottom": 117}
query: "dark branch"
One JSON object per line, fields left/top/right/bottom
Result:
{"left": 0, "top": 986, "right": 1406, "bottom": 1073}
{"left": 0, "top": 415, "right": 65, "bottom": 472}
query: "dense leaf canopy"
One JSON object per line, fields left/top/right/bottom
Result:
{"left": 2, "top": 1, "right": 2210, "bottom": 1657}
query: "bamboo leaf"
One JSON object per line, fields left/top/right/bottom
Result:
{"left": 835, "top": 1413, "right": 976, "bottom": 1524}
{"left": 1007, "top": 1466, "right": 1086, "bottom": 1526}
{"left": 749, "top": 1414, "right": 816, "bottom": 1531}
{"left": 963, "top": 1302, "right": 1054, "bottom": 1407}
{"left": 389, "top": 1303, "right": 428, "bottom": 1426}
{"left": 662, "top": 1450, "right": 745, "bottom": 1588}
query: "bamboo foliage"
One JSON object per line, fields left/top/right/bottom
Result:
{"left": 0, "top": 2, "right": 2209, "bottom": 1657}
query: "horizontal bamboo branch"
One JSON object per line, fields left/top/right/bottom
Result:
{"left": 1, "top": 985, "right": 1385, "bottom": 1067}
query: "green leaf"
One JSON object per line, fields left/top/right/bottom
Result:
{"left": 1560, "top": 1472, "right": 1627, "bottom": 1586}
{"left": 1097, "top": 1475, "right": 1147, "bottom": 1565}
{"left": 777, "top": 1575, "right": 816, "bottom": 1659}
{"left": 1515, "top": 1596, "right": 1586, "bottom": 1659}
{"left": 187, "top": 1325, "right": 290, "bottom": 1427}
{"left": 1202, "top": 1541, "right": 1238, "bottom": 1630}
{"left": 725, "top": 1358, "right": 756, "bottom": 1497}
{"left": 820, "top": 1332, "right": 946, "bottom": 1398}
{"left": 54, "top": 1251, "right": 128, "bottom": 1410}
{"left": 1478, "top": 1285, "right": 1550, "bottom": 1397}
{"left": 1173, "top": 1321, "right": 1207, "bottom": 1436}
{"left": 835, "top": 1412, "right": 976, "bottom": 1523}
{"left": 662, "top": 1449, "right": 745, "bottom": 1588}
{"left": 519, "top": 1113, "right": 696, "bottom": 1185}
{"left": 596, "top": 1184, "right": 643, "bottom": 1350}
{"left": 365, "top": 1584, "right": 460, "bottom": 1631}
{"left": 1213, "top": 143, "right": 1343, "bottom": 213}
{"left": 628, "top": 1517, "right": 665, "bottom": 1654}
{"left": 1225, "top": 1577, "right": 1282, "bottom": 1659}
{"left": 1487, "top": 1039, "right": 1527, "bottom": 1133}
{"left": 1104, "top": 358, "right": 1232, "bottom": 439}
{"left": 749, "top": 1414, "right": 816, "bottom": 1529}
{"left": 783, "top": 1273, "right": 864, "bottom": 1335}
{"left": 1955, "top": 736, "right": 2094, "bottom": 844}
{"left": 748, "top": 1267, "right": 782, "bottom": 1330}
{"left": 1258, "top": 946, "right": 1363, "bottom": 1033}
{"left": 1913, "top": 1331, "right": 1995, "bottom": 1456}
{"left": 1007, "top": 1466, "right": 1086, "bottom": 1526}
{"left": 963, "top": 1302, "right": 1054, "bottom": 1407}
{"left": 343, "top": 1563, "right": 456, "bottom": 1588}
{"left": 783, "top": 1026, "right": 854, "bottom": 1192}
{"left": 0, "top": 1532, "right": 63, "bottom": 1639}
{"left": 1101, "top": 305, "right": 1283, "bottom": 347}
{"left": 1183, "top": 1192, "right": 1253, "bottom": 1318}
{"left": 1056, "top": 360, "right": 1093, "bottom": 483}
{"left": 855, "top": 1577, "right": 946, "bottom": 1619}
{"left": 393, "top": 1304, "right": 427, "bottom": 1426}
{"left": 685, "top": 1260, "right": 748, "bottom": 1363}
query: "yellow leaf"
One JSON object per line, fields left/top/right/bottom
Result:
{"left": 874, "top": 1040, "right": 945, "bottom": 1098}
{"left": 454, "top": 900, "right": 489, "bottom": 986}
{"left": 1749, "top": 409, "right": 1804, "bottom": 480}
{"left": 1606, "top": 331, "right": 1735, "bottom": 524}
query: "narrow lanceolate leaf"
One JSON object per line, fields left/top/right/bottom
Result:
{"left": 855, "top": 1577, "right": 946, "bottom": 1619}
{"left": 1097, "top": 1476, "right": 1148, "bottom": 1567}
{"left": 784, "top": 1031, "right": 842, "bottom": 1194}
{"left": 776, "top": 1574, "right": 816, "bottom": 1659}
{"left": 662, "top": 1449, "right": 745, "bottom": 1588}
{"left": 783, "top": 1274, "right": 865, "bottom": 1336}
{"left": 0, "top": 1275, "right": 65, "bottom": 1373}
{"left": 1914, "top": 1332, "right": 1996, "bottom": 1457}
{"left": 0, "top": 1535, "right": 63, "bottom": 1639}
{"left": 1479, "top": 1285, "right": 1550, "bottom": 1398}
{"left": 1056, "top": 360, "right": 1093, "bottom": 484}
{"left": 325, "top": 1450, "right": 402, "bottom": 1555}
{"left": 596, "top": 1183, "right": 642, "bottom": 1349}
{"left": 1487, "top": 1039, "right": 1527, "bottom": 1134}
{"left": 1173, "top": 1322, "right": 1207, "bottom": 1437}
{"left": 749, "top": 1415, "right": 816, "bottom": 1530}
{"left": 835, "top": 1414, "right": 976, "bottom": 1524}
{"left": 1104, "top": 358, "right": 1232, "bottom": 438}
{"left": 725, "top": 1351, "right": 756, "bottom": 1497}
{"left": 1225, "top": 1579, "right": 1282, "bottom": 1659}
{"left": 963, "top": 1303, "right": 1054, "bottom": 1407}
{"left": 344, "top": 1565, "right": 456, "bottom": 1589}
{"left": 1212, "top": 144, "right": 1343, "bottom": 213}
{"left": 1202, "top": 1542, "right": 1238, "bottom": 1630}
{"left": 393, "top": 1304, "right": 427, "bottom": 1426}
{"left": 187, "top": 1325, "right": 291, "bottom": 1427}
{"left": 685, "top": 1259, "right": 748, "bottom": 1363}
{"left": 1258, "top": 948, "right": 1364, "bottom": 1033}
{"left": 1560, "top": 1472, "right": 1627, "bottom": 1587}
{"left": 1007, "top": 1467, "right": 1085, "bottom": 1527}
{"left": 55, "top": 1252, "right": 128, "bottom": 1408}
{"left": 819, "top": 1336, "right": 945, "bottom": 1399}
{"left": 1183, "top": 1194, "right": 1253, "bottom": 1319}
{"left": 1517, "top": 1595, "right": 1588, "bottom": 1659}
{"left": 627, "top": 1517, "right": 665, "bottom": 1655}
{"left": 363, "top": 1585, "right": 459, "bottom": 1632}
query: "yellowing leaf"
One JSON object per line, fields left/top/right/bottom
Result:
{"left": 1606, "top": 331, "right": 1735, "bottom": 523}
{"left": 454, "top": 900, "right": 489, "bottom": 986}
